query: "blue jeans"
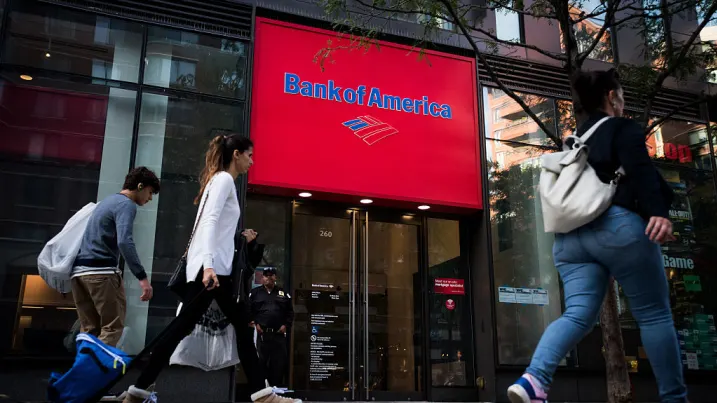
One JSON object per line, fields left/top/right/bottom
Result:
{"left": 526, "top": 205, "right": 687, "bottom": 403}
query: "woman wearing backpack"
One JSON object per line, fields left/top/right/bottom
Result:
{"left": 122, "top": 134, "right": 299, "bottom": 403}
{"left": 508, "top": 69, "right": 686, "bottom": 403}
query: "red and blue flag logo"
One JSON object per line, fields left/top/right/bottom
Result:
{"left": 342, "top": 116, "right": 398, "bottom": 145}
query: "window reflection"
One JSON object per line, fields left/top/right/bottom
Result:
{"left": 130, "top": 93, "right": 245, "bottom": 354}
{"left": 144, "top": 27, "right": 248, "bottom": 98}
{"left": 495, "top": 7, "right": 522, "bottom": 43}
{"left": 662, "top": 168, "right": 717, "bottom": 371}
{"left": 560, "top": 0, "right": 613, "bottom": 62}
{"left": 699, "top": 11, "right": 717, "bottom": 83}
{"left": 483, "top": 87, "right": 556, "bottom": 147}
{"left": 647, "top": 120, "right": 711, "bottom": 170}
{"left": 3, "top": 2, "right": 143, "bottom": 82}
{"left": 483, "top": 87, "right": 564, "bottom": 365}
{"left": 614, "top": 167, "right": 717, "bottom": 371}
{"left": 0, "top": 72, "right": 136, "bottom": 356}
{"left": 245, "top": 198, "right": 289, "bottom": 288}
{"left": 486, "top": 139, "right": 563, "bottom": 365}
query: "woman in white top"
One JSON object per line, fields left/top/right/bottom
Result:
{"left": 123, "top": 135, "right": 300, "bottom": 403}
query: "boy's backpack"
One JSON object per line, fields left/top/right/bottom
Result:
{"left": 48, "top": 333, "right": 132, "bottom": 403}
{"left": 38, "top": 202, "right": 96, "bottom": 293}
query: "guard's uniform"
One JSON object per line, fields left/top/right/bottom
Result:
{"left": 249, "top": 283, "right": 294, "bottom": 387}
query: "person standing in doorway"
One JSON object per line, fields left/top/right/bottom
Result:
{"left": 72, "top": 167, "right": 160, "bottom": 347}
{"left": 122, "top": 134, "right": 300, "bottom": 403}
{"left": 249, "top": 267, "right": 294, "bottom": 387}
{"left": 507, "top": 69, "right": 685, "bottom": 403}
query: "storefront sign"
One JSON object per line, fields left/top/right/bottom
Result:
{"left": 250, "top": 18, "right": 482, "bottom": 210}
{"left": 434, "top": 278, "right": 465, "bottom": 295}
{"left": 648, "top": 142, "right": 693, "bottom": 163}
{"left": 445, "top": 299, "right": 456, "bottom": 310}
{"left": 283, "top": 73, "right": 453, "bottom": 119}
{"left": 663, "top": 254, "right": 695, "bottom": 269}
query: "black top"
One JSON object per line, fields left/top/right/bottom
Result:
{"left": 249, "top": 286, "right": 294, "bottom": 328}
{"left": 575, "top": 112, "right": 674, "bottom": 219}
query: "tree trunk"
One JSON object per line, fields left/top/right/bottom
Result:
{"left": 600, "top": 278, "right": 633, "bottom": 403}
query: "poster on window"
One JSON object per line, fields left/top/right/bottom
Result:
{"left": 434, "top": 278, "right": 465, "bottom": 295}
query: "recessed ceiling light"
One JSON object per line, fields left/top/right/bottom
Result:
{"left": 298, "top": 192, "right": 312, "bottom": 198}
{"left": 20, "top": 74, "right": 33, "bottom": 81}
{"left": 360, "top": 199, "right": 373, "bottom": 204}
{"left": 418, "top": 205, "right": 431, "bottom": 210}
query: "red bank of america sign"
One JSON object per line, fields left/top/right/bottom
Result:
{"left": 249, "top": 18, "right": 482, "bottom": 210}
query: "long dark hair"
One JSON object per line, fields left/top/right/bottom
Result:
{"left": 571, "top": 68, "right": 621, "bottom": 115}
{"left": 195, "top": 133, "right": 253, "bottom": 205}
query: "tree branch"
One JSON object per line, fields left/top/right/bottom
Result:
{"left": 577, "top": 0, "right": 622, "bottom": 65}
{"left": 573, "top": 0, "right": 693, "bottom": 24}
{"left": 591, "top": 0, "right": 698, "bottom": 31}
{"left": 660, "top": 0, "right": 675, "bottom": 58}
{"left": 642, "top": 0, "right": 717, "bottom": 126}
{"left": 354, "top": 0, "right": 566, "bottom": 60}
{"left": 553, "top": 0, "right": 579, "bottom": 72}
{"left": 482, "top": 0, "right": 556, "bottom": 18}
{"left": 572, "top": 0, "right": 638, "bottom": 24}
{"left": 438, "top": 0, "right": 562, "bottom": 146}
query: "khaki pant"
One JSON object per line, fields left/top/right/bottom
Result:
{"left": 71, "top": 273, "right": 126, "bottom": 347}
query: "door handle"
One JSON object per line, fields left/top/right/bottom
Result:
{"left": 476, "top": 376, "right": 486, "bottom": 390}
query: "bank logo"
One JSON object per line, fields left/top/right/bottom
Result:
{"left": 342, "top": 116, "right": 398, "bottom": 145}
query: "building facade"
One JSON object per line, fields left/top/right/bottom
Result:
{"left": 0, "top": 0, "right": 715, "bottom": 402}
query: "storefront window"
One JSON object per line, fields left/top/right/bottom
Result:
{"left": 427, "top": 219, "right": 474, "bottom": 387}
{"left": 0, "top": 71, "right": 136, "bottom": 356}
{"left": 3, "top": 2, "right": 143, "bottom": 82}
{"left": 485, "top": 139, "right": 564, "bottom": 366}
{"left": 660, "top": 167, "right": 717, "bottom": 371}
{"left": 483, "top": 86, "right": 564, "bottom": 365}
{"left": 613, "top": 165, "right": 717, "bottom": 371}
{"left": 144, "top": 27, "right": 248, "bottom": 99}
{"left": 119, "top": 93, "right": 244, "bottom": 354}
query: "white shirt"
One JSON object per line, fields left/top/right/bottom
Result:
{"left": 186, "top": 171, "right": 240, "bottom": 281}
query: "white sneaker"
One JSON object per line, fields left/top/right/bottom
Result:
{"left": 251, "top": 387, "right": 301, "bottom": 403}
{"left": 121, "top": 385, "right": 158, "bottom": 403}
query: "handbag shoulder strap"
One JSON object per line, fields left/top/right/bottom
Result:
{"left": 578, "top": 116, "right": 626, "bottom": 178}
{"left": 183, "top": 176, "right": 215, "bottom": 257}
{"left": 579, "top": 116, "right": 611, "bottom": 143}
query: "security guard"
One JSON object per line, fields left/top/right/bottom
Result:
{"left": 249, "top": 267, "right": 294, "bottom": 387}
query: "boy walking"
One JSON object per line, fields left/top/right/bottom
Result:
{"left": 71, "top": 167, "right": 160, "bottom": 347}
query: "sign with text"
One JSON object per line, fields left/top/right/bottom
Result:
{"left": 250, "top": 18, "right": 482, "bottom": 209}
{"left": 434, "top": 278, "right": 466, "bottom": 295}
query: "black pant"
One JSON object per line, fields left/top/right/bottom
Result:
{"left": 135, "top": 274, "right": 265, "bottom": 391}
{"left": 256, "top": 330, "right": 288, "bottom": 387}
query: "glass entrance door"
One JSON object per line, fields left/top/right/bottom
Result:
{"left": 289, "top": 204, "right": 424, "bottom": 401}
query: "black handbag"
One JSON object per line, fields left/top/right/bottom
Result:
{"left": 167, "top": 182, "right": 213, "bottom": 299}
{"left": 231, "top": 232, "right": 265, "bottom": 303}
